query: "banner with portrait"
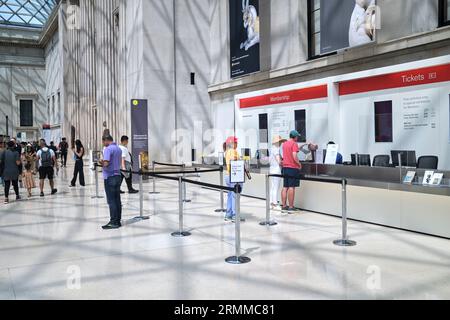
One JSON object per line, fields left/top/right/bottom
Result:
{"left": 320, "top": 0, "right": 377, "bottom": 54}
{"left": 229, "top": 0, "right": 260, "bottom": 78}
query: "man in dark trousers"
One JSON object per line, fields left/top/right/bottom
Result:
{"left": 99, "top": 135, "right": 123, "bottom": 230}
{"left": 119, "top": 136, "right": 139, "bottom": 194}
{"left": 59, "top": 138, "right": 69, "bottom": 167}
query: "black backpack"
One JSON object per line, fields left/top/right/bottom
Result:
{"left": 41, "top": 149, "right": 53, "bottom": 167}
{"left": 60, "top": 142, "right": 68, "bottom": 152}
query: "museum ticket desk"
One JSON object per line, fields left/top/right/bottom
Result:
{"left": 199, "top": 162, "right": 450, "bottom": 239}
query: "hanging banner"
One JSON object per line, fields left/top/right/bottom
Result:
{"left": 320, "top": 0, "right": 377, "bottom": 54}
{"left": 131, "top": 99, "right": 149, "bottom": 177}
{"left": 230, "top": 0, "right": 260, "bottom": 78}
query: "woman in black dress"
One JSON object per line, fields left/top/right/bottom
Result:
{"left": 70, "top": 140, "right": 85, "bottom": 187}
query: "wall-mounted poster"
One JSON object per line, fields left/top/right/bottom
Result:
{"left": 320, "top": 0, "right": 377, "bottom": 54}
{"left": 230, "top": 0, "right": 260, "bottom": 78}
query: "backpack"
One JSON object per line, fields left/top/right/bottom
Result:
{"left": 60, "top": 142, "right": 68, "bottom": 152}
{"left": 41, "top": 149, "right": 53, "bottom": 168}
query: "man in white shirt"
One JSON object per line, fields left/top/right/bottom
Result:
{"left": 36, "top": 139, "right": 58, "bottom": 197}
{"left": 119, "top": 136, "right": 139, "bottom": 194}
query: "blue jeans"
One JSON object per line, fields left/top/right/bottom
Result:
{"left": 224, "top": 175, "right": 243, "bottom": 219}
{"left": 104, "top": 175, "right": 122, "bottom": 225}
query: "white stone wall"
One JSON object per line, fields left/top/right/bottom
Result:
{"left": 0, "top": 45, "right": 47, "bottom": 141}
{"left": 39, "top": 0, "right": 448, "bottom": 160}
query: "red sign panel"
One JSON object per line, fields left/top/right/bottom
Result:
{"left": 239, "top": 85, "right": 328, "bottom": 109}
{"left": 339, "top": 63, "right": 450, "bottom": 96}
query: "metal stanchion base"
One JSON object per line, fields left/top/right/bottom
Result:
{"left": 333, "top": 239, "right": 357, "bottom": 247}
{"left": 225, "top": 256, "right": 251, "bottom": 265}
{"left": 133, "top": 216, "right": 150, "bottom": 221}
{"left": 171, "top": 231, "right": 191, "bottom": 237}
{"left": 215, "top": 209, "right": 227, "bottom": 213}
{"left": 259, "top": 220, "right": 278, "bottom": 226}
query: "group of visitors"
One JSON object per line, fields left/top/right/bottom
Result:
{"left": 0, "top": 132, "right": 139, "bottom": 231}
{"left": 222, "top": 130, "right": 318, "bottom": 221}
{"left": 0, "top": 138, "right": 59, "bottom": 203}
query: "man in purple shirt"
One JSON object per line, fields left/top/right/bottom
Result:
{"left": 99, "top": 135, "right": 123, "bottom": 230}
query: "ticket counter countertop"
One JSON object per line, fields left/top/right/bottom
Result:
{"left": 196, "top": 162, "right": 450, "bottom": 239}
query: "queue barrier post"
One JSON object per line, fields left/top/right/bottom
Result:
{"left": 134, "top": 170, "right": 150, "bottom": 221}
{"left": 215, "top": 166, "right": 226, "bottom": 213}
{"left": 226, "top": 187, "right": 251, "bottom": 264}
{"left": 171, "top": 176, "right": 191, "bottom": 237}
{"left": 260, "top": 174, "right": 277, "bottom": 226}
{"left": 182, "top": 164, "right": 191, "bottom": 203}
{"left": 91, "top": 164, "right": 104, "bottom": 199}
{"left": 333, "top": 179, "right": 357, "bottom": 247}
{"left": 149, "top": 161, "right": 160, "bottom": 195}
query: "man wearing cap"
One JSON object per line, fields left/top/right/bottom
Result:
{"left": 281, "top": 130, "right": 302, "bottom": 213}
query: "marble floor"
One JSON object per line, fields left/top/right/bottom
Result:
{"left": 0, "top": 166, "right": 449, "bottom": 300}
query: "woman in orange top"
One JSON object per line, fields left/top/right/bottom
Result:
{"left": 224, "top": 136, "right": 242, "bottom": 222}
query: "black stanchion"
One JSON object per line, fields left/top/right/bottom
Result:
{"left": 182, "top": 164, "right": 191, "bottom": 203}
{"left": 226, "top": 186, "right": 251, "bottom": 265}
{"left": 215, "top": 166, "right": 226, "bottom": 213}
{"left": 260, "top": 174, "right": 277, "bottom": 226}
{"left": 171, "top": 176, "right": 191, "bottom": 237}
{"left": 333, "top": 179, "right": 356, "bottom": 247}
{"left": 91, "top": 164, "right": 104, "bottom": 199}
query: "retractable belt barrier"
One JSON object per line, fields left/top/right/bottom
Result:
{"left": 93, "top": 161, "right": 354, "bottom": 264}
{"left": 152, "top": 161, "right": 185, "bottom": 167}
{"left": 268, "top": 173, "right": 356, "bottom": 247}
{"left": 149, "top": 161, "right": 184, "bottom": 194}
{"left": 120, "top": 166, "right": 250, "bottom": 263}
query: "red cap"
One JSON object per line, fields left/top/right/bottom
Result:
{"left": 226, "top": 136, "right": 238, "bottom": 145}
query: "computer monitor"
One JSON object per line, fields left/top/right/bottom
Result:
{"left": 351, "top": 154, "right": 371, "bottom": 166}
{"left": 391, "top": 150, "right": 417, "bottom": 167}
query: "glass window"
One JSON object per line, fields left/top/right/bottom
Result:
{"left": 439, "top": 0, "right": 450, "bottom": 26}
{"left": 308, "top": 0, "right": 321, "bottom": 58}
{"left": 0, "top": 0, "right": 58, "bottom": 28}
{"left": 444, "top": 0, "right": 450, "bottom": 25}
{"left": 258, "top": 113, "right": 268, "bottom": 144}
{"left": 295, "top": 110, "right": 307, "bottom": 143}
{"left": 374, "top": 101, "right": 393, "bottom": 143}
{"left": 20, "top": 100, "right": 33, "bottom": 127}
